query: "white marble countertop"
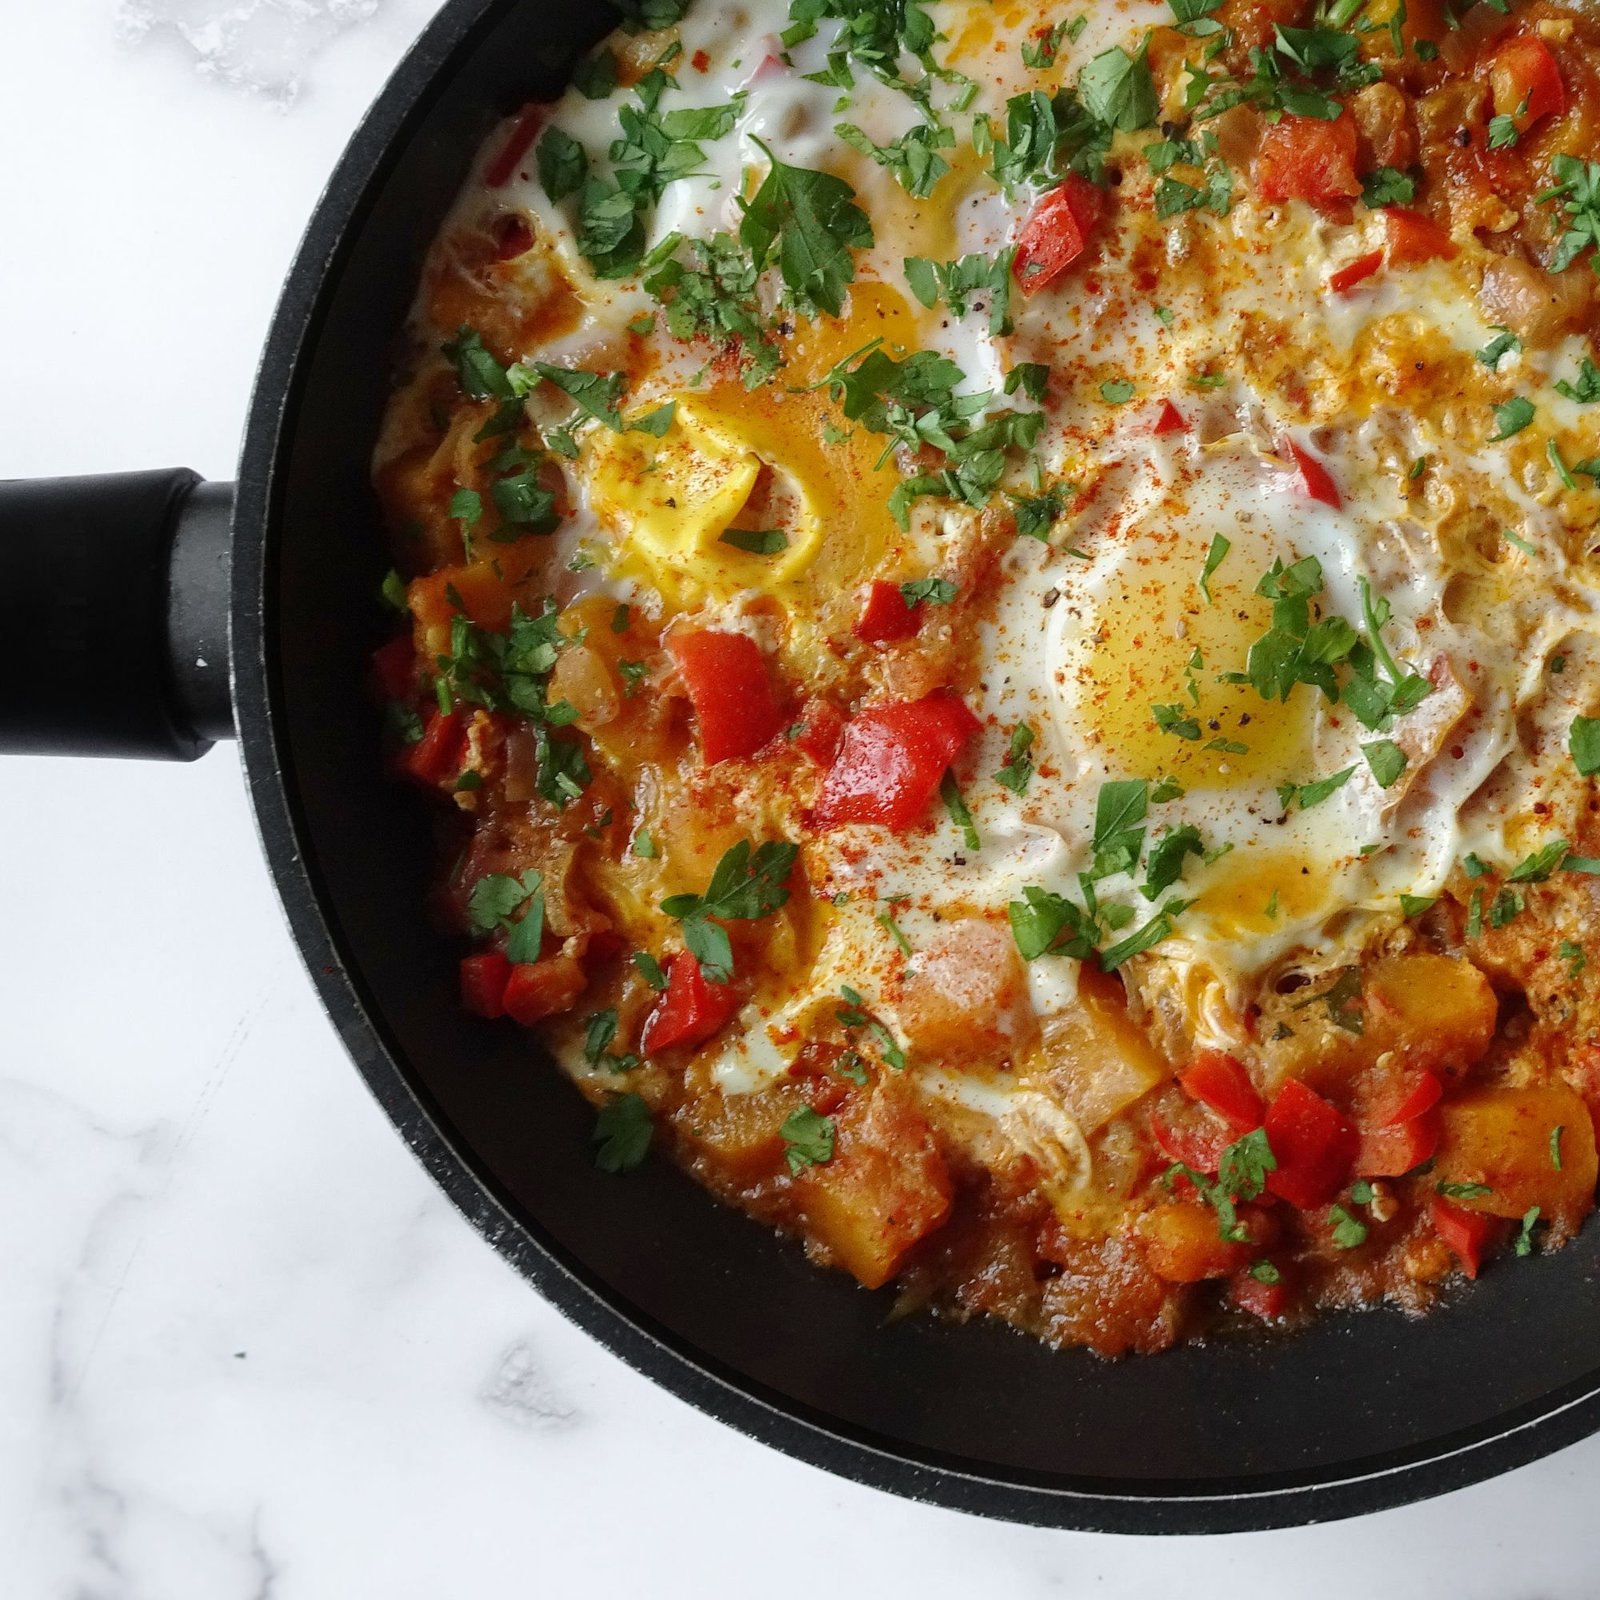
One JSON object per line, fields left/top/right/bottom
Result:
{"left": 4, "top": 4, "right": 1600, "bottom": 1593}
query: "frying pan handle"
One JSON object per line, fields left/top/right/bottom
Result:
{"left": 0, "top": 471, "right": 234, "bottom": 761}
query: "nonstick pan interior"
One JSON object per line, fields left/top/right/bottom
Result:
{"left": 232, "top": 0, "right": 1600, "bottom": 1531}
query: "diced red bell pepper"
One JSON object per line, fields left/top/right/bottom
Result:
{"left": 1430, "top": 1196, "right": 1497, "bottom": 1279}
{"left": 1356, "top": 1109, "right": 1441, "bottom": 1178}
{"left": 371, "top": 635, "right": 416, "bottom": 702}
{"left": 1490, "top": 34, "right": 1567, "bottom": 131}
{"left": 503, "top": 957, "right": 585, "bottom": 1028}
{"left": 1384, "top": 208, "right": 1457, "bottom": 268}
{"left": 1364, "top": 1069, "right": 1444, "bottom": 1128}
{"left": 484, "top": 103, "right": 548, "bottom": 187}
{"left": 1330, "top": 249, "right": 1384, "bottom": 296}
{"left": 791, "top": 698, "right": 845, "bottom": 765}
{"left": 1150, "top": 1104, "right": 1230, "bottom": 1176}
{"left": 809, "top": 691, "right": 981, "bottom": 833}
{"left": 1264, "top": 1079, "right": 1358, "bottom": 1209}
{"left": 460, "top": 951, "right": 512, "bottom": 1019}
{"left": 1255, "top": 112, "right": 1361, "bottom": 209}
{"left": 1287, "top": 440, "right": 1342, "bottom": 509}
{"left": 854, "top": 580, "right": 921, "bottom": 643}
{"left": 1179, "top": 1052, "right": 1265, "bottom": 1134}
{"left": 402, "top": 709, "right": 466, "bottom": 786}
{"left": 641, "top": 952, "right": 739, "bottom": 1053}
{"left": 1152, "top": 399, "right": 1187, "bottom": 435}
{"left": 667, "top": 629, "right": 786, "bottom": 765}
{"left": 1230, "top": 1265, "right": 1291, "bottom": 1320}
{"left": 1013, "top": 175, "right": 1106, "bottom": 295}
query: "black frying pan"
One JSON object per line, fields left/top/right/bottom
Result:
{"left": 6, "top": 0, "right": 1600, "bottom": 1534}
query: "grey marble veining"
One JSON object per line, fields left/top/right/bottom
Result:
{"left": 4, "top": 3, "right": 1600, "bottom": 1594}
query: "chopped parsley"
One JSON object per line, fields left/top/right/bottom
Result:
{"left": 660, "top": 838, "right": 799, "bottom": 984}
{"left": 1476, "top": 328, "right": 1522, "bottom": 368}
{"left": 468, "top": 869, "right": 545, "bottom": 964}
{"left": 720, "top": 527, "right": 789, "bottom": 554}
{"left": 1166, "top": 1127, "right": 1277, "bottom": 1242}
{"left": 1556, "top": 357, "right": 1600, "bottom": 404}
{"left": 1514, "top": 1205, "right": 1541, "bottom": 1257}
{"left": 1362, "top": 739, "right": 1407, "bottom": 789}
{"left": 994, "top": 723, "right": 1036, "bottom": 795}
{"left": 739, "top": 140, "right": 875, "bottom": 317}
{"left": 1199, "top": 533, "right": 1231, "bottom": 602}
{"left": 1361, "top": 166, "right": 1415, "bottom": 208}
{"left": 940, "top": 771, "right": 981, "bottom": 851}
{"left": 837, "top": 120, "right": 954, "bottom": 199}
{"left": 1489, "top": 396, "right": 1535, "bottom": 440}
{"left": 1569, "top": 715, "right": 1600, "bottom": 775}
{"left": 1538, "top": 155, "right": 1600, "bottom": 274}
{"left": 643, "top": 231, "right": 781, "bottom": 387}
{"left": 900, "top": 577, "right": 958, "bottom": 607}
{"left": 903, "top": 250, "right": 1016, "bottom": 335}
{"left": 1328, "top": 1204, "right": 1368, "bottom": 1249}
{"left": 593, "top": 1092, "right": 653, "bottom": 1172}
{"left": 780, "top": 1106, "right": 836, "bottom": 1173}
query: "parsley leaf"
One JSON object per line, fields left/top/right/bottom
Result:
{"left": 720, "top": 527, "right": 788, "bottom": 554}
{"left": 1556, "top": 357, "right": 1600, "bottom": 404}
{"left": 1078, "top": 44, "right": 1159, "bottom": 132}
{"left": 468, "top": 870, "right": 546, "bottom": 966}
{"left": 1328, "top": 1204, "right": 1369, "bottom": 1248}
{"left": 837, "top": 120, "right": 954, "bottom": 198}
{"left": 1143, "top": 824, "right": 1203, "bottom": 900}
{"left": 1489, "top": 396, "right": 1535, "bottom": 440}
{"left": 660, "top": 838, "right": 799, "bottom": 983}
{"left": 994, "top": 723, "right": 1036, "bottom": 795}
{"left": 740, "top": 141, "right": 874, "bottom": 317}
{"left": 1362, "top": 739, "right": 1407, "bottom": 789}
{"left": 780, "top": 1106, "right": 836, "bottom": 1173}
{"left": 1570, "top": 715, "right": 1600, "bottom": 775}
{"left": 940, "top": 771, "right": 981, "bottom": 850}
{"left": 1361, "top": 166, "right": 1415, "bottom": 207}
{"left": 536, "top": 126, "right": 588, "bottom": 202}
{"left": 904, "top": 250, "right": 1016, "bottom": 335}
{"left": 900, "top": 576, "right": 958, "bottom": 607}
{"left": 1476, "top": 328, "right": 1522, "bottom": 368}
{"left": 1538, "top": 155, "right": 1600, "bottom": 275}
{"left": 593, "top": 1093, "right": 653, "bottom": 1172}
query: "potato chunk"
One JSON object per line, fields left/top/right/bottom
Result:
{"left": 797, "top": 1089, "right": 952, "bottom": 1288}
{"left": 1434, "top": 1087, "right": 1597, "bottom": 1228}
{"left": 899, "top": 918, "right": 1035, "bottom": 1061}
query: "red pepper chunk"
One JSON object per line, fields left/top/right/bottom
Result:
{"left": 1357, "top": 1110, "right": 1440, "bottom": 1178}
{"left": 1255, "top": 112, "right": 1361, "bottom": 209}
{"left": 1152, "top": 399, "right": 1187, "bottom": 435}
{"left": 1264, "top": 1079, "right": 1358, "bottom": 1209}
{"left": 1179, "top": 1052, "right": 1265, "bottom": 1134}
{"left": 1229, "top": 1265, "right": 1291, "bottom": 1320}
{"left": 402, "top": 709, "right": 466, "bottom": 786}
{"left": 667, "top": 629, "right": 786, "bottom": 764}
{"left": 854, "top": 580, "right": 921, "bottom": 643}
{"left": 1430, "top": 1196, "right": 1497, "bottom": 1279}
{"left": 809, "top": 692, "right": 981, "bottom": 833}
{"left": 484, "top": 103, "right": 548, "bottom": 187}
{"left": 641, "top": 952, "right": 739, "bottom": 1053}
{"left": 1151, "top": 1104, "right": 1230, "bottom": 1177}
{"left": 1288, "top": 440, "right": 1342, "bottom": 509}
{"left": 1384, "top": 208, "right": 1457, "bottom": 268}
{"left": 460, "top": 951, "right": 512, "bottom": 1019}
{"left": 1490, "top": 35, "right": 1566, "bottom": 132}
{"left": 1013, "top": 175, "right": 1105, "bottom": 294}
{"left": 503, "top": 958, "right": 585, "bottom": 1027}
{"left": 1330, "top": 249, "right": 1384, "bottom": 296}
